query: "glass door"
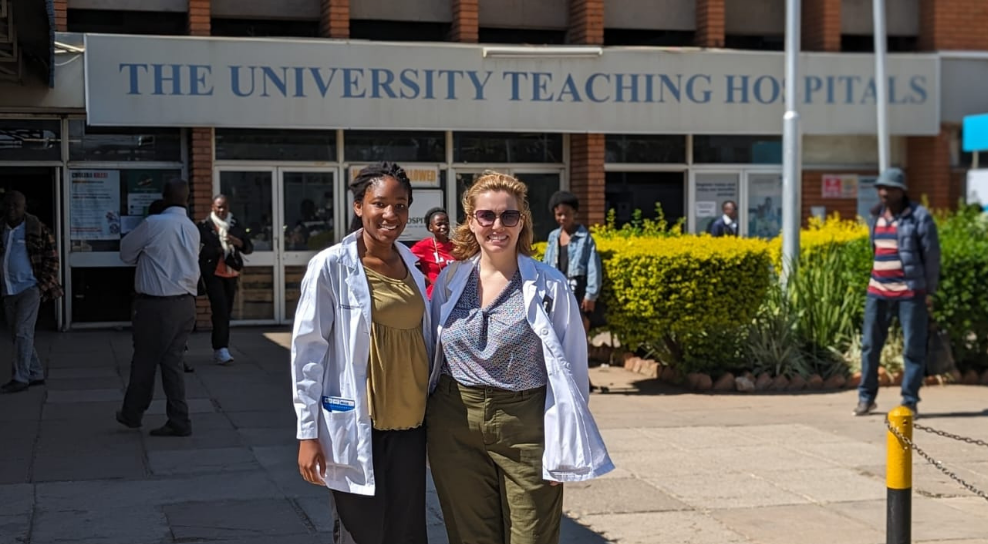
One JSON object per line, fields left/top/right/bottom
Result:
{"left": 217, "top": 168, "right": 278, "bottom": 323}
{"left": 690, "top": 171, "right": 740, "bottom": 234}
{"left": 280, "top": 168, "right": 337, "bottom": 321}
{"left": 744, "top": 171, "right": 783, "bottom": 239}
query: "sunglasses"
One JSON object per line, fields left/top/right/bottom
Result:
{"left": 473, "top": 210, "right": 522, "bottom": 228}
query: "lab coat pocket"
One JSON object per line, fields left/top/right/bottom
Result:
{"left": 320, "top": 409, "right": 359, "bottom": 469}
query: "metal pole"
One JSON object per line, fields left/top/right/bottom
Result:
{"left": 781, "top": 0, "right": 802, "bottom": 285}
{"left": 874, "top": 0, "right": 890, "bottom": 172}
{"left": 886, "top": 406, "right": 913, "bottom": 544}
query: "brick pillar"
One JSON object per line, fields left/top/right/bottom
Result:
{"left": 567, "top": 0, "right": 604, "bottom": 45}
{"left": 695, "top": 0, "right": 725, "bottom": 48}
{"left": 188, "top": 0, "right": 210, "bottom": 36}
{"left": 802, "top": 0, "right": 841, "bottom": 52}
{"left": 919, "top": 0, "right": 988, "bottom": 51}
{"left": 53, "top": 0, "right": 68, "bottom": 31}
{"left": 320, "top": 0, "right": 350, "bottom": 39}
{"left": 570, "top": 135, "right": 606, "bottom": 227}
{"left": 190, "top": 128, "right": 214, "bottom": 330}
{"left": 906, "top": 127, "right": 952, "bottom": 211}
{"left": 449, "top": 0, "right": 478, "bottom": 43}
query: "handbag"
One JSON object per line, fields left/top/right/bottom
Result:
{"left": 925, "top": 329, "right": 957, "bottom": 377}
{"left": 224, "top": 251, "right": 244, "bottom": 272}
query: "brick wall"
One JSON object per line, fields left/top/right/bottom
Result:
{"left": 567, "top": 0, "right": 604, "bottom": 45}
{"left": 695, "top": 0, "right": 725, "bottom": 48}
{"left": 919, "top": 0, "right": 988, "bottom": 51}
{"left": 802, "top": 0, "right": 841, "bottom": 52}
{"left": 188, "top": 0, "right": 210, "bottom": 36}
{"left": 320, "top": 0, "right": 350, "bottom": 39}
{"left": 189, "top": 128, "right": 214, "bottom": 329}
{"left": 906, "top": 128, "right": 952, "bottom": 211}
{"left": 801, "top": 171, "right": 876, "bottom": 225}
{"left": 449, "top": 0, "right": 478, "bottom": 43}
{"left": 53, "top": 0, "right": 68, "bottom": 32}
{"left": 570, "top": 134, "right": 606, "bottom": 226}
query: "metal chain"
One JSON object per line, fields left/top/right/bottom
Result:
{"left": 885, "top": 418, "right": 988, "bottom": 502}
{"left": 913, "top": 423, "right": 988, "bottom": 448}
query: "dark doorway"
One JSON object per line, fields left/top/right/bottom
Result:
{"left": 605, "top": 171, "right": 686, "bottom": 229}
{"left": 0, "top": 167, "right": 59, "bottom": 330}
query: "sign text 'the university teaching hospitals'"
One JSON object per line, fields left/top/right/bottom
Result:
{"left": 84, "top": 34, "right": 940, "bottom": 135}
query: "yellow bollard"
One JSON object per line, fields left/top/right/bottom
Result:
{"left": 886, "top": 405, "right": 913, "bottom": 544}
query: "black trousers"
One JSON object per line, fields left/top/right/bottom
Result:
{"left": 332, "top": 426, "right": 428, "bottom": 544}
{"left": 204, "top": 274, "right": 237, "bottom": 350}
{"left": 121, "top": 295, "right": 195, "bottom": 431}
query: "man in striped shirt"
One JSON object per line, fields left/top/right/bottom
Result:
{"left": 855, "top": 168, "right": 940, "bottom": 417}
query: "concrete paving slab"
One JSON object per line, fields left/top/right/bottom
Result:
{"left": 164, "top": 499, "right": 311, "bottom": 540}
{"left": 147, "top": 447, "right": 259, "bottom": 476}
{"left": 143, "top": 427, "right": 244, "bottom": 451}
{"left": 44, "top": 377, "right": 122, "bottom": 391}
{"left": 783, "top": 440, "right": 886, "bottom": 468}
{"left": 711, "top": 504, "right": 885, "bottom": 544}
{"left": 563, "top": 478, "right": 689, "bottom": 515}
{"left": 33, "top": 452, "right": 147, "bottom": 482}
{"left": 44, "top": 389, "right": 122, "bottom": 403}
{"left": 251, "top": 444, "right": 297, "bottom": 471}
{"left": 238, "top": 427, "right": 298, "bottom": 447}
{"left": 699, "top": 444, "right": 830, "bottom": 472}
{"left": 41, "top": 401, "right": 121, "bottom": 422}
{"left": 641, "top": 426, "right": 763, "bottom": 450}
{"left": 647, "top": 472, "right": 811, "bottom": 509}
{"left": 186, "top": 412, "right": 237, "bottom": 431}
{"left": 576, "top": 511, "right": 749, "bottom": 544}
{"left": 226, "top": 409, "right": 297, "bottom": 429}
{"left": 263, "top": 467, "right": 334, "bottom": 500}
{"left": 0, "top": 515, "right": 30, "bottom": 544}
{"left": 46, "top": 368, "right": 118, "bottom": 379}
{"left": 737, "top": 423, "right": 862, "bottom": 445}
{"left": 939, "top": 496, "right": 988, "bottom": 517}
{"left": 145, "top": 397, "right": 215, "bottom": 415}
{"left": 829, "top": 498, "right": 988, "bottom": 541}
{"left": 31, "top": 506, "right": 170, "bottom": 544}
{"left": 752, "top": 467, "right": 886, "bottom": 503}
{"left": 0, "top": 483, "right": 33, "bottom": 517}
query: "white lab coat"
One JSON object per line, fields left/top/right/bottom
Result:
{"left": 431, "top": 255, "right": 614, "bottom": 482}
{"left": 290, "top": 230, "right": 436, "bottom": 495}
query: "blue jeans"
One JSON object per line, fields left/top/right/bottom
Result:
{"left": 859, "top": 295, "right": 928, "bottom": 406}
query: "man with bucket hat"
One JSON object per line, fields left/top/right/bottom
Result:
{"left": 854, "top": 167, "right": 940, "bottom": 417}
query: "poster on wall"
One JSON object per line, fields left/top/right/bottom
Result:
{"left": 748, "top": 174, "right": 783, "bottom": 239}
{"left": 70, "top": 170, "right": 121, "bottom": 240}
{"left": 857, "top": 176, "right": 880, "bottom": 224}
{"left": 966, "top": 170, "right": 988, "bottom": 213}
{"left": 125, "top": 171, "right": 165, "bottom": 215}
{"left": 349, "top": 164, "right": 441, "bottom": 188}
{"left": 694, "top": 174, "right": 739, "bottom": 234}
{"left": 822, "top": 174, "right": 859, "bottom": 199}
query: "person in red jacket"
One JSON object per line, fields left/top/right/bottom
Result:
{"left": 410, "top": 207, "right": 454, "bottom": 298}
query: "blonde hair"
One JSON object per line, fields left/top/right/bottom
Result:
{"left": 453, "top": 171, "right": 534, "bottom": 261}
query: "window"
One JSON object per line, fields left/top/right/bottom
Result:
{"left": 454, "top": 132, "right": 563, "bottom": 163}
{"left": 724, "top": 34, "right": 785, "bottom": 51}
{"left": 605, "top": 135, "right": 686, "bottom": 163}
{"left": 350, "top": 20, "right": 451, "bottom": 42}
{"left": 605, "top": 172, "right": 686, "bottom": 228}
{"left": 478, "top": 28, "right": 567, "bottom": 45}
{"left": 215, "top": 129, "right": 336, "bottom": 162}
{"left": 693, "top": 135, "right": 782, "bottom": 164}
{"left": 67, "top": 9, "right": 187, "bottom": 35}
{"left": 344, "top": 131, "right": 445, "bottom": 162}
{"left": 211, "top": 18, "right": 320, "bottom": 38}
{"left": 604, "top": 29, "right": 695, "bottom": 47}
{"left": 840, "top": 35, "right": 919, "bottom": 53}
{"left": 0, "top": 120, "right": 61, "bottom": 162}
{"left": 69, "top": 122, "right": 182, "bottom": 163}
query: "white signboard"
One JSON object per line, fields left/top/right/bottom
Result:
{"left": 966, "top": 169, "right": 988, "bottom": 212}
{"left": 70, "top": 170, "right": 121, "bottom": 240}
{"left": 84, "top": 35, "right": 940, "bottom": 135}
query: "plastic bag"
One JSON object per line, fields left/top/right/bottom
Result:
{"left": 925, "top": 329, "right": 957, "bottom": 377}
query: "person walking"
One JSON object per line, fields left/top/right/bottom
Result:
{"left": 707, "top": 200, "right": 739, "bottom": 237}
{"left": 198, "top": 194, "right": 253, "bottom": 365}
{"left": 855, "top": 168, "right": 940, "bottom": 417}
{"left": 428, "top": 172, "right": 613, "bottom": 544}
{"left": 116, "top": 179, "right": 200, "bottom": 437}
{"left": 410, "top": 206, "right": 454, "bottom": 298}
{"left": 543, "top": 190, "right": 607, "bottom": 394}
{"left": 0, "top": 191, "right": 63, "bottom": 394}
{"left": 292, "top": 162, "right": 432, "bottom": 544}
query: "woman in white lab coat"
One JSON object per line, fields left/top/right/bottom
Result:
{"left": 291, "top": 162, "right": 435, "bottom": 544}
{"left": 427, "top": 171, "right": 613, "bottom": 544}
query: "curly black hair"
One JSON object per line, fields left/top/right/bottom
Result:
{"left": 423, "top": 207, "right": 447, "bottom": 227}
{"left": 548, "top": 190, "right": 579, "bottom": 213}
{"left": 348, "top": 161, "right": 413, "bottom": 234}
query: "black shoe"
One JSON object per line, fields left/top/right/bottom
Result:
{"left": 29, "top": 379, "right": 45, "bottom": 387}
{"left": 183, "top": 363, "right": 195, "bottom": 373}
{"left": 149, "top": 424, "right": 191, "bottom": 437}
{"left": 853, "top": 401, "right": 878, "bottom": 417}
{"left": 903, "top": 403, "right": 919, "bottom": 418}
{"left": 0, "top": 380, "right": 29, "bottom": 394}
{"left": 115, "top": 410, "right": 142, "bottom": 429}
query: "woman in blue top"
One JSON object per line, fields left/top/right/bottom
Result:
{"left": 543, "top": 191, "right": 606, "bottom": 393}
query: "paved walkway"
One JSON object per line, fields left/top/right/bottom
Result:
{"left": 1, "top": 329, "right": 987, "bottom": 544}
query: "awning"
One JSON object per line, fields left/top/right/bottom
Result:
{"left": 0, "top": 0, "right": 56, "bottom": 88}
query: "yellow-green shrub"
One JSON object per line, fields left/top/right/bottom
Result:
{"left": 598, "top": 236, "right": 773, "bottom": 350}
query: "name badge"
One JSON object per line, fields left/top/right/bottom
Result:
{"left": 322, "top": 396, "right": 356, "bottom": 412}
